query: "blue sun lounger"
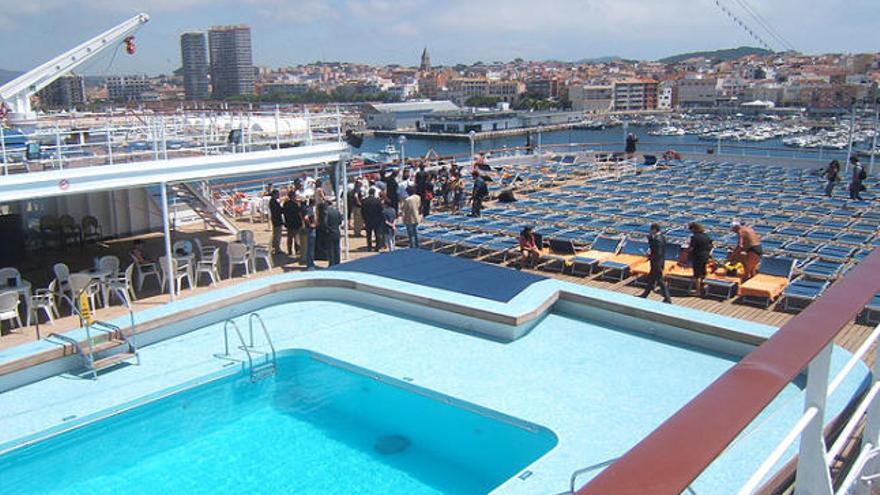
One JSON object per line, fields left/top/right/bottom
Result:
{"left": 801, "top": 259, "right": 845, "bottom": 281}
{"left": 781, "top": 278, "right": 830, "bottom": 313}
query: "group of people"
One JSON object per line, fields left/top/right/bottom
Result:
{"left": 517, "top": 219, "right": 764, "bottom": 304}
{"left": 266, "top": 179, "right": 342, "bottom": 270}
{"left": 347, "top": 160, "right": 491, "bottom": 251}
{"left": 823, "top": 156, "right": 869, "bottom": 200}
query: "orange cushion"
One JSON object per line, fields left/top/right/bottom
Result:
{"left": 739, "top": 274, "right": 789, "bottom": 299}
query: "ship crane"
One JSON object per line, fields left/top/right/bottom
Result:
{"left": 0, "top": 13, "right": 149, "bottom": 123}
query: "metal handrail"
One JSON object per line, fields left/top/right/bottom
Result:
{"left": 248, "top": 312, "right": 276, "bottom": 365}
{"left": 215, "top": 319, "right": 254, "bottom": 372}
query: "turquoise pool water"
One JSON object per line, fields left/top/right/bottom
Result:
{"left": 0, "top": 352, "right": 557, "bottom": 495}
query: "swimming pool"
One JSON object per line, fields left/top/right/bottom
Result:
{"left": 0, "top": 261, "right": 870, "bottom": 494}
{"left": 0, "top": 351, "right": 556, "bottom": 495}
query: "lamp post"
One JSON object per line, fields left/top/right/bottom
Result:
{"left": 845, "top": 99, "right": 857, "bottom": 175}
{"left": 870, "top": 98, "right": 879, "bottom": 175}
{"left": 398, "top": 135, "right": 407, "bottom": 165}
{"left": 469, "top": 130, "right": 476, "bottom": 164}
{"left": 537, "top": 125, "right": 543, "bottom": 154}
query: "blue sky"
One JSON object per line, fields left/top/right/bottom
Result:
{"left": 0, "top": 0, "right": 876, "bottom": 75}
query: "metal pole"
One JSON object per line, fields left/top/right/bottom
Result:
{"left": 161, "top": 117, "right": 168, "bottom": 160}
{"left": 274, "top": 105, "right": 281, "bottom": 149}
{"left": 159, "top": 182, "right": 176, "bottom": 302}
{"left": 106, "top": 126, "right": 113, "bottom": 165}
{"left": 845, "top": 104, "right": 856, "bottom": 176}
{"left": 538, "top": 125, "right": 543, "bottom": 153}
{"left": 870, "top": 103, "right": 879, "bottom": 176}
{"left": 202, "top": 113, "right": 208, "bottom": 156}
{"left": 0, "top": 125, "right": 7, "bottom": 175}
{"left": 55, "top": 125, "right": 62, "bottom": 171}
{"left": 305, "top": 106, "right": 313, "bottom": 145}
{"left": 334, "top": 105, "right": 341, "bottom": 144}
{"left": 469, "top": 130, "right": 476, "bottom": 164}
{"left": 342, "top": 154, "right": 349, "bottom": 260}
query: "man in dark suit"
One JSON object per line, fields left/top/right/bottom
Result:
{"left": 639, "top": 223, "right": 672, "bottom": 304}
{"left": 321, "top": 202, "right": 343, "bottom": 266}
{"left": 361, "top": 189, "right": 384, "bottom": 252}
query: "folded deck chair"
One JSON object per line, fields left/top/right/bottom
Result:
{"left": 860, "top": 293, "right": 880, "bottom": 326}
{"left": 801, "top": 259, "right": 845, "bottom": 281}
{"left": 538, "top": 238, "right": 585, "bottom": 272}
{"left": 781, "top": 278, "right": 830, "bottom": 313}
{"left": 570, "top": 236, "right": 624, "bottom": 276}
{"left": 598, "top": 240, "right": 650, "bottom": 281}
{"left": 739, "top": 256, "right": 796, "bottom": 308}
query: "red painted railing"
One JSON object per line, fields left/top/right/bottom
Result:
{"left": 577, "top": 248, "right": 880, "bottom": 495}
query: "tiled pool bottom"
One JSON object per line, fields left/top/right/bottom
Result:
{"left": 0, "top": 298, "right": 868, "bottom": 494}
{"left": 1, "top": 352, "right": 556, "bottom": 495}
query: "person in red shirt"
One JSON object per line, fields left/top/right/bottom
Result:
{"left": 517, "top": 226, "right": 541, "bottom": 270}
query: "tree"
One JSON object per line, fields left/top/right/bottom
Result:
{"left": 465, "top": 96, "right": 501, "bottom": 108}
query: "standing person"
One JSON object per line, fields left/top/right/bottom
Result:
{"left": 361, "top": 188, "right": 384, "bottom": 252}
{"left": 469, "top": 170, "right": 488, "bottom": 217}
{"left": 451, "top": 173, "right": 465, "bottom": 213}
{"left": 269, "top": 189, "right": 284, "bottom": 255}
{"left": 282, "top": 191, "right": 303, "bottom": 257}
{"left": 625, "top": 133, "right": 638, "bottom": 158}
{"left": 730, "top": 221, "right": 762, "bottom": 279}
{"left": 639, "top": 223, "right": 672, "bottom": 303}
{"left": 823, "top": 160, "right": 841, "bottom": 197}
{"left": 382, "top": 198, "right": 397, "bottom": 251}
{"left": 687, "top": 222, "right": 713, "bottom": 296}
{"left": 348, "top": 179, "right": 365, "bottom": 237}
{"left": 850, "top": 156, "right": 867, "bottom": 201}
{"left": 415, "top": 162, "right": 428, "bottom": 198}
{"left": 321, "top": 201, "right": 343, "bottom": 266}
{"left": 421, "top": 173, "right": 434, "bottom": 217}
{"left": 314, "top": 179, "right": 327, "bottom": 205}
{"left": 385, "top": 170, "right": 399, "bottom": 212}
{"left": 401, "top": 186, "right": 421, "bottom": 248}
{"left": 302, "top": 198, "right": 317, "bottom": 270}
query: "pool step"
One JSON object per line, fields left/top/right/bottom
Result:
{"left": 250, "top": 362, "right": 276, "bottom": 382}
{"left": 92, "top": 352, "right": 137, "bottom": 372}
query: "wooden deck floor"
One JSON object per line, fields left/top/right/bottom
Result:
{"left": 1, "top": 210, "right": 876, "bottom": 360}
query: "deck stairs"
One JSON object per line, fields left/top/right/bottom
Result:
{"left": 169, "top": 181, "right": 238, "bottom": 234}
{"left": 48, "top": 289, "right": 140, "bottom": 379}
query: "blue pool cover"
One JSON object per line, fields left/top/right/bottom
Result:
{"left": 330, "top": 250, "right": 545, "bottom": 302}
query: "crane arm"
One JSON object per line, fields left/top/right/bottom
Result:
{"left": 0, "top": 13, "right": 149, "bottom": 119}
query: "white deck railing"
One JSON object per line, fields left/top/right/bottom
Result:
{"left": 738, "top": 321, "right": 880, "bottom": 495}
{"left": 1, "top": 108, "right": 355, "bottom": 176}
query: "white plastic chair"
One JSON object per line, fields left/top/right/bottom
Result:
{"left": 192, "top": 237, "right": 218, "bottom": 261}
{"left": 98, "top": 255, "right": 120, "bottom": 277}
{"left": 0, "top": 267, "right": 20, "bottom": 285}
{"left": 0, "top": 290, "right": 22, "bottom": 332}
{"left": 172, "top": 240, "right": 194, "bottom": 257}
{"left": 107, "top": 264, "right": 136, "bottom": 307}
{"left": 30, "top": 280, "right": 59, "bottom": 325}
{"left": 159, "top": 256, "right": 192, "bottom": 295}
{"left": 53, "top": 263, "right": 75, "bottom": 314}
{"left": 67, "top": 273, "right": 99, "bottom": 317}
{"left": 196, "top": 248, "right": 221, "bottom": 286}
{"left": 227, "top": 242, "right": 251, "bottom": 278}
{"left": 129, "top": 253, "right": 160, "bottom": 293}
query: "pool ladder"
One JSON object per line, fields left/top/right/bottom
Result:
{"left": 215, "top": 313, "right": 277, "bottom": 382}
